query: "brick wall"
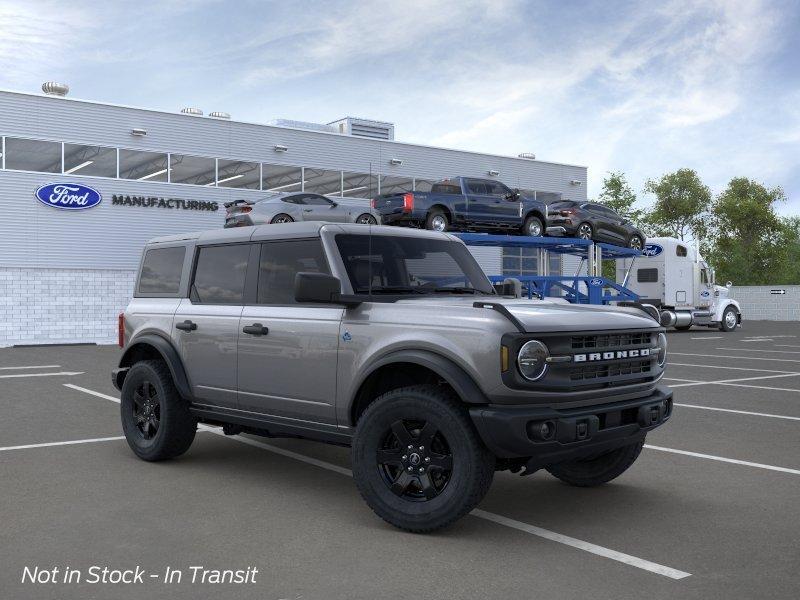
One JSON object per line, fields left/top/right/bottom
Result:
{"left": 0, "top": 268, "right": 135, "bottom": 347}
{"left": 729, "top": 286, "right": 800, "bottom": 322}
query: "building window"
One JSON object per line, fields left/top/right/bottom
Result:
{"left": 119, "top": 149, "right": 168, "bottom": 182}
{"left": 304, "top": 168, "right": 342, "bottom": 196}
{"left": 263, "top": 164, "right": 302, "bottom": 193}
{"left": 4, "top": 137, "right": 61, "bottom": 173}
{"left": 379, "top": 175, "right": 413, "bottom": 195}
{"left": 342, "top": 171, "right": 378, "bottom": 199}
{"left": 170, "top": 154, "right": 216, "bottom": 186}
{"left": 63, "top": 143, "right": 117, "bottom": 177}
{"left": 217, "top": 159, "right": 260, "bottom": 189}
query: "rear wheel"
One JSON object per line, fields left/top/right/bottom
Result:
{"left": 120, "top": 360, "right": 196, "bottom": 461}
{"left": 577, "top": 222, "right": 593, "bottom": 240}
{"left": 425, "top": 209, "right": 449, "bottom": 232}
{"left": 522, "top": 215, "right": 544, "bottom": 237}
{"left": 352, "top": 385, "right": 494, "bottom": 532}
{"left": 720, "top": 306, "right": 739, "bottom": 332}
{"left": 270, "top": 213, "right": 294, "bottom": 224}
{"left": 546, "top": 438, "right": 645, "bottom": 487}
{"left": 356, "top": 213, "right": 377, "bottom": 225}
{"left": 628, "top": 235, "right": 644, "bottom": 250}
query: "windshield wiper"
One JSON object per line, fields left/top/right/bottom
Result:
{"left": 431, "top": 287, "right": 490, "bottom": 295}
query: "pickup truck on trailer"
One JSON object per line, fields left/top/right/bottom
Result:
{"left": 114, "top": 223, "right": 672, "bottom": 532}
{"left": 372, "top": 176, "right": 553, "bottom": 237}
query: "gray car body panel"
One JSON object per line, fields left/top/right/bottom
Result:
{"left": 122, "top": 223, "right": 663, "bottom": 443}
{"left": 225, "top": 193, "right": 381, "bottom": 227}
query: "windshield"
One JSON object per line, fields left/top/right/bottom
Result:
{"left": 334, "top": 234, "right": 494, "bottom": 295}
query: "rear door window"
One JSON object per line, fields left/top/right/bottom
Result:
{"left": 466, "top": 180, "right": 490, "bottom": 195}
{"left": 430, "top": 181, "right": 462, "bottom": 194}
{"left": 138, "top": 246, "right": 185, "bottom": 295}
{"left": 257, "top": 239, "right": 330, "bottom": 304}
{"left": 192, "top": 244, "right": 251, "bottom": 304}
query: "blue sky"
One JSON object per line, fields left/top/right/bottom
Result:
{"left": 2, "top": 0, "right": 799, "bottom": 213}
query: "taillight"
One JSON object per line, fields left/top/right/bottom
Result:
{"left": 118, "top": 313, "right": 125, "bottom": 348}
{"left": 240, "top": 206, "right": 252, "bottom": 213}
{"left": 402, "top": 193, "right": 414, "bottom": 213}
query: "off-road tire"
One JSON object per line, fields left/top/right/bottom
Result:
{"left": 425, "top": 209, "right": 449, "bottom": 232}
{"left": 270, "top": 213, "right": 294, "bottom": 224}
{"left": 545, "top": 438, "right": 645, "bottom": 487}
{"left": 120, "top": 360, "right": 196, "bottom": 462}
{"left": 719, "top": 306, "right": 739, "bottom": 332}
{"left": 352, "top": 385, "right": 495, "bottom": 533}
{"left": 522, "top": 215, "right": 544, "bottom": 237}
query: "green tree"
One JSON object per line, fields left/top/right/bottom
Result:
{"left": 643, "top": 169, "right": 711, "bottom": 241}
{"left": 597, "top": 171, "right": 644, "bottom": 226}
{"left": 705, "top": 178, "right": 792, "bottom": 285}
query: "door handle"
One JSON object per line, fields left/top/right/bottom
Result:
{"left": 303, "top": 208, "right": 313, "bottom": 212}
{"left": 242, "top": 323, "right": 269, "bottom": 336}
{"left": 175, "top": 320, "right": 197, "bottom": 332}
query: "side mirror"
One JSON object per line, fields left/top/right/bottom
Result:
{"left": 295, "top": 272, "right": 342, "bottom": 303}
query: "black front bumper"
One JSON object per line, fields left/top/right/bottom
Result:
{"left": 469, "top": 387, "right": 672, "bottom": 469}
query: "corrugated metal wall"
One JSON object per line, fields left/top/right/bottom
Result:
{"left": 0, "top": 89, "right": 587, "bottom": 272}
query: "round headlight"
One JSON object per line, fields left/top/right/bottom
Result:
{"left": 517, "top": 340, "right": 549, "bottom": 381}
{"left": 657, "top": 332, "right": 668, "bottom": 366}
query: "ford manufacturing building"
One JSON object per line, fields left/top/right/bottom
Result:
{"left": 0, "top": 85, "right": 587, "bottom": 347}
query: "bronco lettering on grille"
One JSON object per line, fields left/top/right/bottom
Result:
{"left": 573, "top": 348, "right": 650, "bottom": 362}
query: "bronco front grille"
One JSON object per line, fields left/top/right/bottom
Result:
{"left": 571, "top": 332, "right": 652, "bottom": 351}
{"left": 570, "top": 359, "right": 652, "bottom": 381}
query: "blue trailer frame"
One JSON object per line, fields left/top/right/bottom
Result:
{"left": 454, "top": 233, "right": 642, "bottom": 305}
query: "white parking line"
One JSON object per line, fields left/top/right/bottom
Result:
{"left": 674, "top": 403, "right": 800, "bottom": 422}
{"left": 60, "top": 384, "right": 691, "bottom": 580}
{"left": 775, "top": 345, "right": 800, "bottom": 349}
{"left": 690, "top": 336, "right": 723, "bottom": 340}
{"left": 471, "top": 509, "right": 691, "bottom": 580}
{"left": 717, "top": 348, "right": 800, "bottom": 355}
{"left": 0, "top": 364, "right": 61, "bottom": 370}
{"left": 0, "top": 436, "right": 124, "bottom": 453}
{"left": 671, "top": 352, "right": 800, "bottom": 364}
{"left": 668, "top": 362, "right": 798, "bottom": 374}
{"left": 64, "top": 384, "right": 120, "bottom": 403}
{"left": 666, "top": 372, "right": 800, "bottom": 388}
{"left": 645, "top": 445, "right": 800, "bottom": 476}
{"left": 0, "top": 371, "right": 84, "bottom": 379}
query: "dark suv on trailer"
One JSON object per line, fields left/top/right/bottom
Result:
{"left": 546, "top": 200, "right": 646, "bottom": 249}
{"left": 113, "top": 222, "right": 672, "bottom": 532}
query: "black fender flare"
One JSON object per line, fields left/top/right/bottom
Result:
{"left": 353, "top": 349, "right": 488, "bottom": 411}
{"left": 116, "top": 333, "right": 193, "bottom": 400}
{"left": 523, "top": 209, "right": 546, "bottom": 225}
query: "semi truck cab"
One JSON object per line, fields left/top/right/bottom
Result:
{"left": 617, "top": 237, "right": 742, "bottom": 332}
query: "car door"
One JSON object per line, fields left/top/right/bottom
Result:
{"left": 484, "top": 180, "right": 521, "bottom": 225}
{"left": 584, "top": 204, "right": 616, "bottom": 242}
{"left": 237, "top": 238, "right": 342, "bottom": 425}
{"left": 295, "top": 194, "right": 347, "bottom": 223}
{"left": 173, "top": 243, "right": 251, "bottom": 409}
{"left": 464, "top": 179, "right": 494, "bottom": 225}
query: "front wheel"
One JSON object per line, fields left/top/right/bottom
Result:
{"left": 545, "top": 438, "right": 644, "bottom": 487}
{"left": 628, "top": 235, "right": 644, "bottom": 250}
{"left": 522, "top": 215, "right": 544, "bottom": 237}
{"left": 120, "top": 360, "right": 196, "bottom": 461}
{"left": 719, "top": 306, "right": 739, "bottom": 332}
{"left": 352, "top": 385, "right": 494, "bottom": 533}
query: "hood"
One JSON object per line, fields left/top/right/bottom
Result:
{"left": 394, "top": 296, "right": 659, "bottom": 332}
{"left": 714, "top": 285, "right": 730, "bottom": 298}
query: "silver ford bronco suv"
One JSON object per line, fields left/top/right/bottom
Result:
{"left": 113, "top": 222, "right": 672, "bottom": 532}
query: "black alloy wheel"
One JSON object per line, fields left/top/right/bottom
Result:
{"left": 271, "top": 213, "right": 294, "bottom": 224}
{"left": 132, "top": 380, "right": 161, "bottom": 440}
{"left": 377, "top": 419, "right": 454, "bottom": 501}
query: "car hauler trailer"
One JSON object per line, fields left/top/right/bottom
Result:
{"left": 616, "top": 237, "right": 742, "bottom": 332}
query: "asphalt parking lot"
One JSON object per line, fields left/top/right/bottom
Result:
{"left": 2, "top": 321, "right": 799, "bottom": 600}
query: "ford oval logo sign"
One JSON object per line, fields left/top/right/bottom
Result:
{"left": 700, "top": 290, "right": 710, "bottom": 298}
{"left": 642, "top": 243, "right": 663, "bottom": 257}
{"left": 35, "top": 183, "right": 102, "bottom": 210}
{"left": 588, "top": 278, "right": 603, "bottom": 287}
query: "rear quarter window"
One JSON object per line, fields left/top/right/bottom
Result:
{"left": 137, "top": 246, "right": 186, "bottom": 295}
